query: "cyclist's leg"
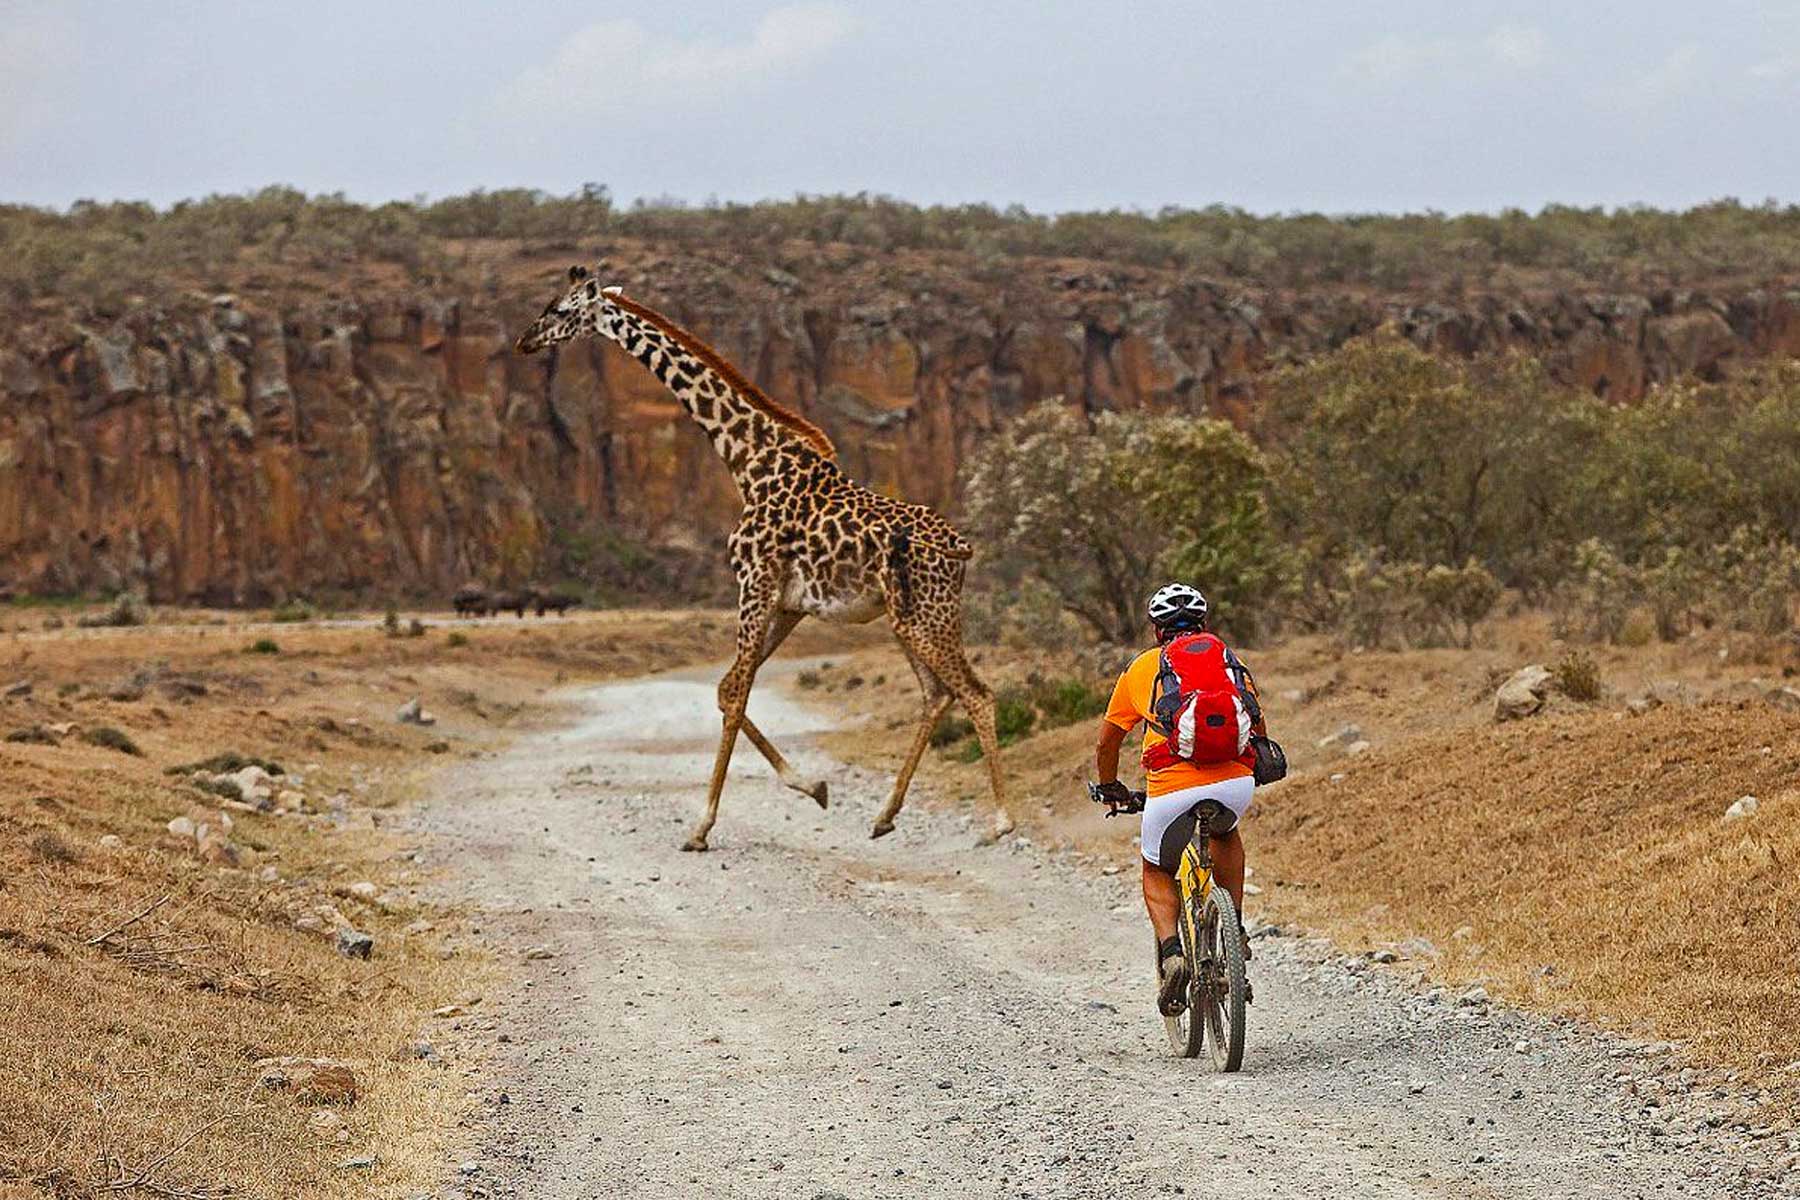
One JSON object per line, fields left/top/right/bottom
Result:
{"left": 1208, "top": 828, "right": 1245, "bottom": 908}
{"left": 1200, "top": 775, "right": 1257, "bottom": 967}
{"left": 1140, "top": 858, "right": 1180, "bottom": 942}
{"left": 1201, "top": 775, "right": 1256, "bottom": 909}
{"left": 1139, "top": 790, "right": 1200, "bottom": 942}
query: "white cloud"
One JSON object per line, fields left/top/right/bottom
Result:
{"left": 1748, "top": 51, "right": 1800, "bottom": 83}
{"left": 1605, "top": 43, "right": 1706, "bottom": 110}
{"left": 1340, "top": 33, "right": 1461, "bottom": 86}
{"left": 496, "top": 4, "right": 856, "bottom": 122}
{"left": 1485, "top": 24, "right": 1548, "bottom": 70}
{"left": 1340, "top": 23, "right": 1549, "bottom": 87}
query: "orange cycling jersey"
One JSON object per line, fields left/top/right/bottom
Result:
{"left": 1105, "top": 646, "right": 1259, "bottom": 798}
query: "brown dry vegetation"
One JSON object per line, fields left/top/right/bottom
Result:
{"left": 808, "top": 616, "right": 1800, "bottom": 1113}
{"left": 0, "top": 606, "right": 867, "bottom": 1199}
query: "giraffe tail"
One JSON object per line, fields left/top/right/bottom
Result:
{"left": 887, "top": 531, "right": 916, "bottom": 617}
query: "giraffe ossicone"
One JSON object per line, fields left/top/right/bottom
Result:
{"left": 514, "top": 267, "right": 1015, "bottom": 850}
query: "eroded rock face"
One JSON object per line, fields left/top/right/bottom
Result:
{"left": 2, "top": 263, "right": 1795, "bottom": 602}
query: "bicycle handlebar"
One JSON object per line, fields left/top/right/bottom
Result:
{"left": 1087, "top": 781, "right": 1146, "bottom": 818}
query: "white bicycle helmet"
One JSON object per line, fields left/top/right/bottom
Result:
{"left": 1147, "top": 582, "right": 1209, "bottom": 633}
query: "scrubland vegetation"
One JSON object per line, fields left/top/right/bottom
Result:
{"left": 9, "top": 186, "right": 1800, "bottom": 305}
{"left": 965, "top": 334, "right": 1800, "bottom": 650}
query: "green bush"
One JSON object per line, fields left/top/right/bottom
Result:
{"left": 1029, "top": 676, "right": 1108, "bottom": 728}
{"left": 245, "top": 638, "right": 281, "bottom": 655}
{"left": 446, "top": 631, "right": 469, "bottom": 648}
{"left": 962, "top": 402, "right": 1288, "bottom": 641}
{"left": 993, "top": 689, "right": 1037, "bottom": 746}
{"left": 269, "top": 600, "right": 315, "bottom": 623}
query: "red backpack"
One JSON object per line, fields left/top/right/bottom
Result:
{"left": 1142, "top": 632, "right": 1260, "bottom": 771}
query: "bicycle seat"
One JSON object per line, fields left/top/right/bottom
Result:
{"left": 1186, "top": 798, "right": 1237, "bottom": 838}
{"left": 1154, "top": 798, "right": 1239, "bottom": 873}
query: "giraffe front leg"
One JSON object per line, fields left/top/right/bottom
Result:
{"left": 683, "top": 586, "right": 780, "bottom": 851}
{"left": 740, "top": 716, "right": 828, "bottom": 809}
{"left": 684, "top": 701, "right": 745, "bottom": 852}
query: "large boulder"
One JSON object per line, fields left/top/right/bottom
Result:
{"left": 1495, "top": 665, "right": 1554, "bottom": 722}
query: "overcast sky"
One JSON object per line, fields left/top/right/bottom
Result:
{"left": 4, "top": 1, "right": 1799, "bottom": 215}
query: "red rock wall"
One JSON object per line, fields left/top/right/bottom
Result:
{"left": 2, "top": 261, "right": 1796, "bottom": 603}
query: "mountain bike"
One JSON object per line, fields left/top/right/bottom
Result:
{"left": 1090, "top": 783, "right": 1248, "bottom": 1070}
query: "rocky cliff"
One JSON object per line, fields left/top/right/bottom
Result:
{"left": 4, "top": 244, "right": 1798, "bottom": 603}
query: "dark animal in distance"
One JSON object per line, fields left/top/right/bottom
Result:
{"left": 452, "top": 586, "right": 490, "bottom": 617}
{"left": 488, "top": 590, "right": 532, "bottom": 618}
{"left": 535, "top": 592, "right": 579, "bottom": 617}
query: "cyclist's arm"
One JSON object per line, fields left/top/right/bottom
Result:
{"left": 1097, "top": 665, "right": 1140, "bottom": 785}
{"left": 1096, "top": 718, "right": 1129, "bottom": 785}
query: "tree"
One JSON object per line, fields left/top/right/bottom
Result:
{"left": 961, "top": 401, "right": 1288, "bottom": 642}
{"left": 1260, "top": 330, "right": 1605, "bottom": 597}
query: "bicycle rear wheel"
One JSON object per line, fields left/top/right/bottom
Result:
{"left": 1198, "top": 886, "right": 1247, "bottom": 1072}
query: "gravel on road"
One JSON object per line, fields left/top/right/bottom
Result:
{"left": 413, "top": 663, "right": 1797, "bottom": 1199}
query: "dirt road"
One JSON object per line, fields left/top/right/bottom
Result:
{"left": 417, "top": 663, "right": 1790, "bottom": 1199}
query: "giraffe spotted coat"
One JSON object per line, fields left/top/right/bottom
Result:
{"left": 515, "top": 266, "right": 1015, "bottom": 849}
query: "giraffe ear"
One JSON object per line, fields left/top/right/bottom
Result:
{"left": 568, "top": 265, "right": 591, "bottom": 284}
{"left": 602, "top": 285, "right": 623, "bottom": 298}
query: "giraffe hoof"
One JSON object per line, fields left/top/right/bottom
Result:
{"left": 809, "top": 780, "right": 829, "bottom": 809}
{"left": 869, "top": 819, "right": 896, "bottom": 840}
{"left": 680, "top": 836, "right": 709, "bottom": 853}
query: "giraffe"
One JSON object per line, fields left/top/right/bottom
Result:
{"left": 514, "top": 266, "right": 1017, "bottom": 851}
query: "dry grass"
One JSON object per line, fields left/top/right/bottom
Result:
{"left": 0, "top": 607, "right": 873, "bottom": 1198}
{"left": 805, "top": 616, "right": 1800, "bottom": 1112}
{"left": 1251, "top": 704, "right": 1800, "bottom": 1090}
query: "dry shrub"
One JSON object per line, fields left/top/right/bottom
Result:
{"left": 81, "top": 726, "right": 142, "bottom": 756}
{"left": 27, "top": 831, "right": 78, "bottom": 865}
{"left": 1552, "top": 649, "right": 1603, "bottom": 702}
{"left": 75, "top": 593, "right": 146, "bottom": 629}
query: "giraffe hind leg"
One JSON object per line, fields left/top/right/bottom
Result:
{"left": 871, "top": 650, "right": 951, "bottom": 839}
{"left": 883, "top": 618, "right": 1016, "bottom": 843}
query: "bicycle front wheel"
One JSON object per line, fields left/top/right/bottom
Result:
{"left": 1198, "top": 886, "right": 1247, "bottom": 1072}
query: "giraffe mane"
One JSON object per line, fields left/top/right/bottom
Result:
{"left": 608, "top": 292, "right": 837, "bottom": 459}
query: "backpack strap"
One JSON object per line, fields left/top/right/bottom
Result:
{"left": 1223, "top": 645, "right": 1263, "bottom": 729}
{"left": 1149, "top": 647, "right": 1183, "bottom": 738}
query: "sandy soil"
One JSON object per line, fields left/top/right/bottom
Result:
{"left": 0, "top": 606, "right": 873, "bottom": 1198}
{"left": 415, "top": 660, "right": 1798, "bottom": 1199}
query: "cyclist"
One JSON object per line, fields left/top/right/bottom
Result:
{"left": 1094, "top": 583, "right": 1264, "bottom": 1013}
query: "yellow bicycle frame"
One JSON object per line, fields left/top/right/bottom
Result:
{"left": 1175, "top": 841, "right": 1213, "bottom": 951}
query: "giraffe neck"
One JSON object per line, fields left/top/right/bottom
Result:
{"left": 593, "top": 296, "right": 834, "bottom": 489}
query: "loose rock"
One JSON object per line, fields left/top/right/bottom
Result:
{"left": 1495, "top": 665, "right": 1553, "bottom": 721}
{"left": 336, "top": 926, "right": 375, "bottom": 960}
{"left": 396, "top": 697, "right": 437, "bottom": 726}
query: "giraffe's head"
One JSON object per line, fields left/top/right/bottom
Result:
{"left": 514, "top": 265, "right": 621, "bottom": 354}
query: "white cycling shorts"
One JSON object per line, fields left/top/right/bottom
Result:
{"left": 1141, "top": 775, "right": 1256, "bottom": 870}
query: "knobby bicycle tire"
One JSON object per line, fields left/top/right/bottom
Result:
{"left": 1200, "top": 885, "right": 1247, "bottom": 1072}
